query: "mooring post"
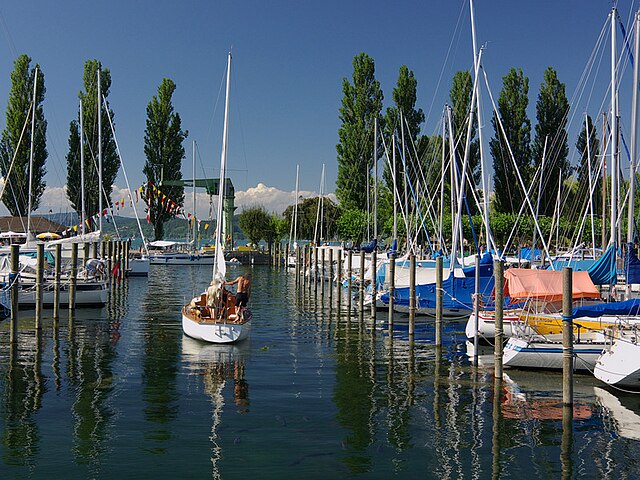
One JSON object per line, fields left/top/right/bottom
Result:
{"left": 473, "top": 254, "right": 481, "bottom": 367}
{"left": 435, "top": 256, "right": 443, "bottom": 346}
{"left": 53, "top": 244, "right": 61, "bottom": 322}
{"left": 107, "top": 241, "right": 113, "bottom": 280}
{"left": 563, "top": 267, "right": 573, "bottom": 406}
{"left": 336, "top": 249, "right": 342, "bottom": 309}
{"left": 494, "top": 260, "right": 504, "bottom": 379}
{"left": 10, "top": 244, "right": 19, "bottom": 344}
{"left": 69, "top": 243, "right": 78, "bottom": 311}
{"left": 328, "top": 248, "right": 333, "bottom": 305}
{"left": 370, "top": 250, "right": 377, "bottom": 319}
{"left": 35, "top": 243, "right": 44, "bottom": 329}
{"left": 83, "top": 242, "right": 89, "bottom": 280}
{"left": 388, "top": 252, "right": 395, "bottom": 330}
{"left": 347, "top": 250, "right": 353, "bottom": 313}
{"left": 101, "top": 240, "right": 106, "bottom": 260}
{"left": 359, "top": 250, "right": 365, "bottom": 312}
{"left": 409, "top": 253, "right": 416, "bottom": 337}
{"left": 92, "top": 241, "right": 98, "bottom": 259}
{"left": 321, "top": 247, "right": 326, "bottom": 296}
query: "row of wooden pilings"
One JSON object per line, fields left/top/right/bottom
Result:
{"left": 276, "top": 243, "right": 576, "bottom": 409}
{"left": 8, "top": 239, "right": 131, "bottom": 345}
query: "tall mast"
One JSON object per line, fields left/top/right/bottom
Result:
{"left": 26, "top": 67, "right": 37, "bottom": 240}
{"left": 193, "top": 140, "right": 197, "bottom": 246}
{"left": 392, "top": 134, "right": 397, "bottom": 241}
{"left": 373, "top": 117, "right": 378, "bottom": 240}
{"left": 98, "top": 68, "right": 103, "bottom": 234}
{"left": 470, "top": 0, "right": 490, "bottom": 251}
{"left": 586, "top": 115, "right": 596, "bottom": 258}
{"left": 293, "top": 165, "right": 299, "bottom": 248}
{"left": 628, "top": 11, "right": 640, "bottom": 246}
{"left": 610, "top": 8, "right": 618, "bottom": 247}
{"left": 214, "top": 51, "right": 232, "bottom": 278}
{"left": 80, "top": 98, "right": 86, "bottom": 234}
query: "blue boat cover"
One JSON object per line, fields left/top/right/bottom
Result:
{"left": 587, "top": 244, "right": 617, "bottom": 285}
{"left": 625, "top": 243, "right": 640, "bottom": 284}
{"left": 462, "top": 252, "right": 493, "bottom": 277}
{"left": 360, "top": 238, "right": 377, "bottom": 253}
{"left": 381, "top": 262, "right": 495, "bottom": 311}
{"left": 520, "top": 248, "right": 542, "bottom": 261}
{"left": 572, "top": 298, "right": 640, "bottom": 318}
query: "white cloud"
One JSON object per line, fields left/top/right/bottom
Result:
{"left": 19, "top": 182, "right": 336, "bottom": 220}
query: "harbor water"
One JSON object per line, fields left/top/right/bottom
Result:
{"left": 0, "top": 264, "right": 639, "bottom": 478}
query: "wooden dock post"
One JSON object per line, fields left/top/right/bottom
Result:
{"left": 328, "top": 248, "right": 333, "bottom": 305}
{"left": 562, "top": 267, "right": 573, "bottom": 406}
{"left": 35, "top": 243, "right": 44, "bottom": 329}
{"left": 473, "top": 254, "right": 480, "bottom": 367}
{"left": 101, "top": 240, "right": 106, "bottom": 260}
{"left": 359, "top": 250, "right": 365, "bottom": 312}
{"left": 409, "top": 253, "right": 416, "bottom": 337}
{"left": 83, "top": 242, "right": 89, "bottom": 279}
{"left": 321, "top": 247, "right": 326, "bottom": 296}
{"left": 388, "top": 252, "right": 395, "bottom": 330}
{"left": 53, "top": 244, "right": 61, "bottom": 322}
{"left": 69, "top": 243, "right": 78, "bottom": 311}
{"left": 9, "top": 244, "right": 19, "bottom": 344}
{"left": 107, "top": 241, "right": 113, "bottom": 280}
{"left": 347, "top": 250, "right": 353, "bottom": 313}
{"left": 494, "top": 260, "right": 504, "bottom": 379}
{"left": 336, "top": 249, "right": 342, "bottom": 309}
{"left": 435, "top": 256, "right": 443, "bottom": 346}
{"left": 92, "top": 241, "right": 98, "bottom": 259}
{"left": 370, "top": 250, "right": 377, "bottom": 320}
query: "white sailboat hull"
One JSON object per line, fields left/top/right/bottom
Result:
{"left": 594, "top": 330, "right": 640, "bottom": 388}
{"left": 128, "top": 257, "right": 150, "bottom": 276}
{"left": 149, "top": 253, "right": 215, "bottom": 265}
{"left": 465, "top": 310, "right": 523, "bottom": 339}
{"left": 504, "top": 336, "right": 604, "bottom": 371}
{"left": 18, "top": 281, "right": 109, "bottom": 307}
{"left": 182, "top": 313, "right": 250, "bottom": 343}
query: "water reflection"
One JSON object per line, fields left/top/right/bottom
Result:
{"left": 181, "top": 336, "right": 250, "bottom": 479}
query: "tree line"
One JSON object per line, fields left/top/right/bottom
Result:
{"left": 0, "top": 54, "right": 187, "bottom": 240}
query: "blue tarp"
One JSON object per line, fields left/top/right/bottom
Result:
{"left": 625, "top": 243, "right": 640, "bottom": 284}
{"left": 573, "top": 298, "right": 640, "bottom": 318}
{"left": 520, "top": 248, "right": 542, "bottom": 261}
{"left": 587, "top": 244, "right": 617, "bottom": 285}
{"left": 381, "top": 258, "right": 495, "bottom": 312}
{"left": 360, "top": 239, "right": 377, "bottom": 253}
{"left": 462, "top": 252, "right": 493, "bottom": 277}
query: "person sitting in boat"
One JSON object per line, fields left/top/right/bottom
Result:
{"left": 224, "top": 273, "right": 251, "bottom": 315}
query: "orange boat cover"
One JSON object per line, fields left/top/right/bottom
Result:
{"left": 504, "top": 268, "right": 601, "bottom": 302}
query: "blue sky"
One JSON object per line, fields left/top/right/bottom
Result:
{"left": 0, "top": 0, "right": 636, "bottom": 216}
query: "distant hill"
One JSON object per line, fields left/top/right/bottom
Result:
{"left": 41, "top": 213, "right": 244, "bottom": 243}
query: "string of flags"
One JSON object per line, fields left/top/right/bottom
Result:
{"left": 61, "top": 181, "right": 211, "bottom": 236}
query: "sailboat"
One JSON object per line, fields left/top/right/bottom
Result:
{"left": 182, "top": 52, "right": 251, "bottom": 344}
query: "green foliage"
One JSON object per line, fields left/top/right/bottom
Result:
{"left": 490, "top": 68, "right": 531, "bottom": 214}
{"left": 66, "top": 60, "right": 119, "bottom": 222}
{"left": 282, "top": 196, "right": 339, "bottom": 241}
{"left": 383, "top": 65, "right": 425, "bottom": 217}
{"left": 336, "top": 53, "right": 383, "bottom": 211}
{"left": 336, "top": 208, "right": 367, "bottom": 242}
{"left": 263, "top": 214, "right": 284, "bottom": 252}
{"left": 575, "top": 115, "right": 601, "bottom": 215}
{"left": 0, "top": 54, "right": 47, "bottom": 215}
{"left": 238, "top": 206, "right": 271, "bottom": 246}
{"left": 532, "top": 67, "right": 570, "bottom": 216}
{"left": 143, "top": 78, "right": 188, "bottom": 240}
{"left": 450, "top": 70, "right": 480, "bottom": 185}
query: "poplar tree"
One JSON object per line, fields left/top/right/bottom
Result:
{"left": 0, "top": 54, "right": 47, "bottom": 216}
{"left": 490, "top": 68, "right": 531, "bottom": 214}
{"left": 383, "top": 65, "right": 425, "bottom": 214}
{"left": 450, "top": 70, "right": 480, "bottom": 184}
{"left": 66, "top": 60, "right": 119, "bottom": 222}
{"left": 143, "top": 78, "right": 187, "bottom": 240}
{"left": 336, "top": 53, "right": 383, "bottom": 211}
{"left": 576, "top": 115, "right": 600, "bottom": 214}
{"left": 532, "top": 67, "right": 570, "bottom": 216}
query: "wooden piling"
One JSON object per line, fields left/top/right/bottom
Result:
{"left": 35, "top": 243, "right": 44, "bottom": 329}
{"left": 328, "top": 248, "right": 333, "bottom": 305}
{"left": 435, "top": 256, "right": 443, "bottom": 346}
{"left": 388, "top": 252, "right": 395, "bottom": 329}
{"left": 83, "top": 242, "right": 89, "bottom": 278}
{"left": 10, "top": 244, "right": 19, "bottom": 344}
{"left": 473, "top": 254, "right": 480, "bottom": 367}
{"left": 562, "top": 267, "right": 573, "bottom": 406}
{"left": 92, "top": 241, "right": 98, "bottom": 259}
{"left": 359, "top": 250, "right": 365, "bottom": 312}
{"left": 409, "top": 253, "right": 416, "bottom": 336}
{"left": 347, "top": 250, "right": 353, "bottom": 312}
{"left": 370, "top": 250, "right": 377, "bottom": 320}
{"left": 494, "top": 260, "right": 504, "bottom": 379}
{"left": 53, "top": 244, "right": 61, "bottom": 322}
{"left": 107, "top": 241, "right": 113, "bottom": 280}
{"left": 336, "top": 249, "right": 342, "bottom": 309}
{"left": 321, "top": 247, "right": 326, "bottom": 296}
{"left": 69, "top": 243, "right": 78, "bottom": 311}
